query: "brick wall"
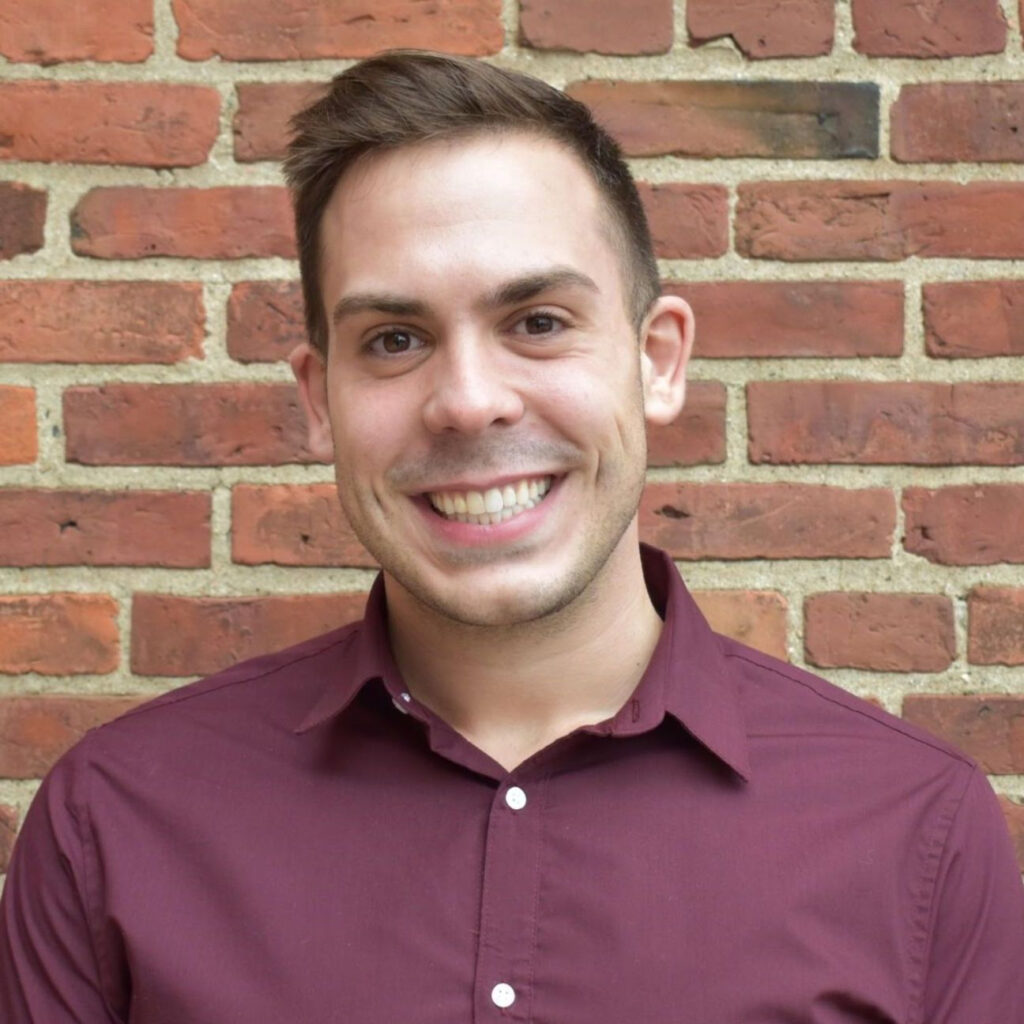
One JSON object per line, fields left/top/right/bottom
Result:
{"left": 1, "top": 0, "right": 1023, "bottom": 878}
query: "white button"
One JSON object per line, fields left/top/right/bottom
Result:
{"left": 400, "top": 692, "right": 412, "bottom": 702}
{"left": 391, "top": 698, "right": 408, "bottom": 715}
{"left": 491, "top": 982, "right": 516, "bottom": 1008}
{"left": 504, "top": 786, "right": 527, "bottom": 811}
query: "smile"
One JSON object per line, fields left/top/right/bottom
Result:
{"left": 427, "top": 476, "right": 553, "bottom": 525}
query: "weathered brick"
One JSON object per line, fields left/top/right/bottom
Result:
{"left": 852, "top": 0, "right": 1006, "bottom": 58}
{"left": 0, "top": 182, "right": 46, "bottom": 260}
{"left": 0, "top": 387, "right": 36, "bottom": 466}
{"left": 903, "top": 486, "right": 1024, "bottom": 566}
{"left": 0, "top": 82, "right": 219, "bottom": 167}
{"left": 520, "top": 0, "right": 672, "bottom": 55}
{"left": 892, "top": 83, "right": 1024, "bottom": 164}
{"left": 0, "top": 697, "right": 139, "bottom": 779}
{"left": 174, "top": 0, "right": 503, "bottom": 60}
{"left": 71, "top": 187, "right": 295, "bottom": 260}
{"left": 227, "top": 280, "right": 305, "bottom": 363}
{"left": 637, "top": 183, "right": 729, "bottom": 260}
{"left": 131, "top": 592, "right": 368, "bottom": 676}
{"left": 902, "top": 695, "right": 1024, "bottom": 773}
{"left": 0, "top": 595, "right": 119, "bottom": 676}
{"left": 688, "top": 0, "right": 834, "bottom": 58}
{"left": 968, "top": 589, "right": 1024, "bottom": 666}
{"left": 64, "top": 383, "right": 320, "bottom": 467}
{"left": 0, "top": 490, "right": 211, "bottom": 568}
{"left": 0, "top": 281, "right": 204, "bottom": 363}
{"left": 924, "top": 281, "right": 1024, "bottom": 358}
{"left": 234, "top": 82, "right": 324, "bottom": 163}
{"left": 692, "top": 589, "right": 788, "bottom": 660}
{"left": 748, "top": 382, "right": 1024, "bottom": 465}
{"left": 567, "top": 81, "right": 878, "bottom": 159}
{"left": 231, "top": 484, "right": 375, "bottom": 567}
{"left": 646, "top": 381, "right": 726, "bottom": 467}
{"left": 638, "top": 483, "right": 895, "bottom": 560}
{"left": 0, "top": 0, "right": 152, "bottom": 64}
{"left": 736, "top": 181, "right": 1024, "bottom": 261}
{"left": 998, "top": 796, "right": 1024, "bottom": 872}
{"left": 805, "top": 592, "right": 955, "bottom": 672}
{"left": 0, "top": 804, "right": 17, "bottom": 872}
{"left": 665, "top": 281, "right": 903, "bottom": 358}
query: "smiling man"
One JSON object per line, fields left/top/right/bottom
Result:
{"left": 2, "top": 52, "right": 1023, "bottom": 1024}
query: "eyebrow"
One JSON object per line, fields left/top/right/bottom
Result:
{"left": 330, "top": 267, "right": 599, "bottom": 327}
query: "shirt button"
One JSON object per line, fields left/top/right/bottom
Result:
{"left": 391, "top": 698, "right": 409, "bottom": 715}
{"left": 491, "top": 982, "right": 516, "bottom": 1008}
{"left": 504, "top": 786, "right": 527, "bottom": 811}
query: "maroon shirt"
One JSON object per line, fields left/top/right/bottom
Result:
{"left": 2, "top": 547, "right": 1023, "bottom": 1023}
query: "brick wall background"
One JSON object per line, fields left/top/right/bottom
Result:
{"left": 1, "top": 0, "right": 1023, "bottom": 879}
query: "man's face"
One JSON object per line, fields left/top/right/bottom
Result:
{"left": 294, "top": 132, "right": 689, "bottom": 627}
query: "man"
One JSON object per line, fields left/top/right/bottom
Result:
{"left": 2, "top": 51, "right": 1022, "bottom": 1023}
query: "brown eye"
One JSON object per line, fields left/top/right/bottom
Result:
{"left": 367, "top": 329, "right": 424, "bottom": 356}
{"left": 523, "top": 314, "right": 557, "bottom": 334}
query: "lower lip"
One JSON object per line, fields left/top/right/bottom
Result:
{"left": 415, "top": 479, "right": 561, "bottom": 547}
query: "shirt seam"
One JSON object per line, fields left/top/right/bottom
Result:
{"left": 905, "top": 761, "right": 974, "bottom": 1024}
{"left": 724, "top": 647, "right": 975, "bottom": 769}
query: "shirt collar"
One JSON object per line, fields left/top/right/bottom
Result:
{"left": 294, "top": 545, "right": 751, "bottom": 781}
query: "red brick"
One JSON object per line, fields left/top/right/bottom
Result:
{"left": 638, "top": 483, "right": 895, "bottom": 560}
{"left": 0, "top": 387, "right": 36, "bottom": 466}
{"left": 234, "top": 82, "right": 324, "bottom": 163}
{"left": 903, "top": 486, "right": 1024, "bottom": 566}
{"left": 64, "top": 383, "right": 321, "bottom": 467}
{"left": 902, "top": 695, "right": 1024, "bottom": 773}
{"left": 0, "top": 182, "right": 46, "bottom": 260}
{"left": 0, "top": 0, "right": 152, "bottom": 64}
{"left": 637, "top": 183, "right": 728, "bottom": 260}
{"left": 0, "top": 490, "right": 211, "bottom": 568}
{"left": 924, "top": 281, "right": 1024, "bottom": 358}
{"left": 805, "top": 592, "right": 954, "bottom": 672}
{"left": 692, "top": 590, "right": 788, "bottom": 660}
{"left": 852, "top": 0, "right": 1006, "bottom": 57}
{"left": 0, "top": 595, "right": 119, "bottom": 676}
{"left": 748, "top": 382, "right": 1024, "bottom": 465}
{"left": 0, "top": 697, "right": 139, "bottom": 779}
{"left": 520, "top": 0, "right": 672, "bottom": 55}
{"left": 688, "top": 0, "right": 833, "bottom": 58}
{"left": 892, "top": 83, "right": 1024, "bottom": 164}
{"left": 131, "top": 592, "right": 368, "bottom": 676}
{"left": 736, "top": 181, "right": 1024, "bottom": 261}
{"left": 174, "top": 0, "right": 503, "bottom": 60}
{"left": 71, "top": 187, "right": 295, "bottom": 260}
{"left": 665, "top": 281, "right": 903, "bottom": 358}
{"left": 0, "top": 804, "right": 17, "bottom": 872}
{"left": 566, "top": 81, "right": 878, "bottom": 159}
{"left": 0, "top": 82, "right": 219, "bottom": 167}
{"left": 0, "top": 281, "right": 204, "bottom": 363}
{"left": 998, "top": 796, "right": 1024, "bottom": 872}
{"left": 231, "top": 484, "right": 375, "bottom": 567}
{"left": 646, "top": 381, "right": 726, "bottom": 467}
{"left": 968, "top": 589, "right": 1024, "bottom": 666}
{"left": 227, "top": 280, "right": 305, "bottom": 363}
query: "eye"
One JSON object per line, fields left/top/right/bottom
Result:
{"left": 512, "top": 311, "right": 567, "bottom": 337}
{"left": 365, "top": 328, "right": 425, "bottom": 357}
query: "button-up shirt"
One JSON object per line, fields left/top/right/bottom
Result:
{"left": 2, "top": 547, "right": 1022, "bottom": 1022}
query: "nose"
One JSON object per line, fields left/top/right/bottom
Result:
{"left": 421, "top": 335, "right": 525, "bottom": 435}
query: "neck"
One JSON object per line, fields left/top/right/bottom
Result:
{"left": 385, "top": 541, "right": 663, "bottom": 772}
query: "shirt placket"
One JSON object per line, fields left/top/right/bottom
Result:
{"left": 473, "top": 775, "right": 545, "bottom": 1023}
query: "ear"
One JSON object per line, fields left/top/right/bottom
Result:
{"left": 640, "top": 294, "right": 694, "bottom": 426}
{"left": 290, "top": 342, "right": 335, "bottom": 461}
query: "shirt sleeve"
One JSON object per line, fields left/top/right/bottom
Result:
{"left": 922, "top": 765, "right": 1024, "bottom": 1023}
{"left": 0, "top": 756, "right": 120, "bottom": 1024}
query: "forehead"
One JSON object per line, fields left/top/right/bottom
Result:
{"left": 318, "top": 132, "right": 625, "bottom": 305}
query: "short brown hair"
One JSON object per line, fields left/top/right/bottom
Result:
{"left": 284, "top": 50, "right": 659, "bottom": 356}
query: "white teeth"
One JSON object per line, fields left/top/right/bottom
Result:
{"left": 428, "top": 476, "right": 554, "bottom": 525}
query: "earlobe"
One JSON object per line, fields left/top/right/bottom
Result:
{"left": 641, "top": 295, "right": 694, "bottom": 426}
{"left": 290, "top": 342, "right": 335, "bottom": 460}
